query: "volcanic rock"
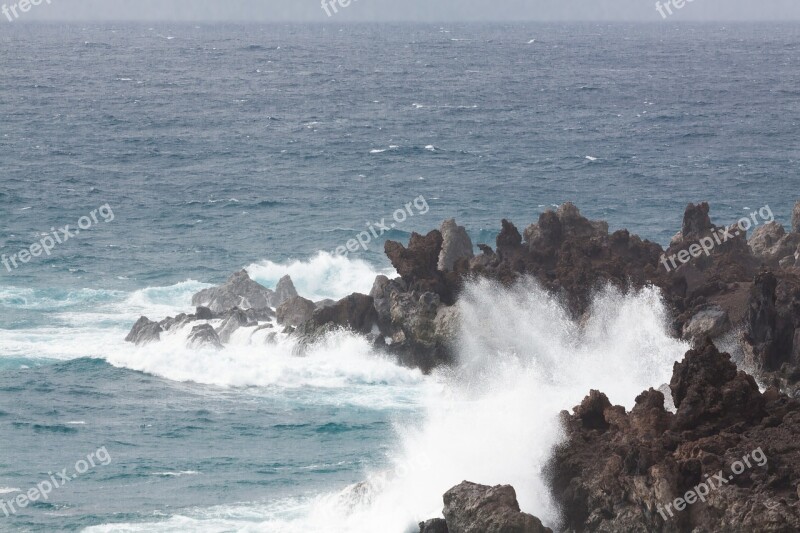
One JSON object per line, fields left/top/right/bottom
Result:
{"left": 276, "top": 296, "right": 317, "bottom": 327}
{"left": 191, "top": 270, "right": 274, "bottom": 313}
{"left": 125, "top": 316, "right": 163, "bottom": 345}
{"left": 187, "top": 324, "right": 222, "bottom": 349}
{"left": 442, "top": 481, "right": 552, "bottom": 533}
{"left": 438, "top": 219, "right": 474, "bottom": 272}
{"left": 549, "top": 340, "right": 800, "bottom": 532}
{"left": 271, "top": 274, "right": 298, "bottom": 307}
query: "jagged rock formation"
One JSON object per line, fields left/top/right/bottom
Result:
{"left": 125, "top": 316, "right": 162, "bottom": 345}
{"left": 276, "top": 296, "right": 317, "bottom": 327}
{"left": 549, "top": 340, "right": 800, "bottom": 532}
{"left": 126, "top": 201, "right": 800, "bottom": 391}
{"left": 187, "top": 324, "right": 222, "bottom": 349}
{"left": 191, "top": 270, "right": 274, "bottom": 313}
{"left": 420, "top": 481, "right": 552, "bottom": 533}
{"left": 438, "top": 219, "right": 474, "bottom": 272}
{"left": 271, "top": 274, "right": 298, "bottom": 307}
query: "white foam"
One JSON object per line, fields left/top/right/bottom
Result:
{"left": 245, "top": 252, "right": 394, "bottom": 302}
{"left": 85, "top": 278, "right": 688, "bottom": 532}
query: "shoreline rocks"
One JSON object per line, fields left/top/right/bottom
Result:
{"left": 548, "top": 339, "right": 800, "bottom": 532}
{"left": 420, "top": 481, "right": 552, "bottom": 533}
{"left": 121, "top": 201, "right": 800, "bottom": 531}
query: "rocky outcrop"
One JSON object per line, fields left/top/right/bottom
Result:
{"left": 277, "top": 296, "right": 317, "bottom": 327}
{"left": 305, "top": 293, "right": 379, "bottom": 335}
{"left": 438, "top": 219, "right": 474, "bottom": 272}
{"left": 187, "top": 324, "right": 222, "bottom": 349}
{"left": 191, "top": 270, "right": 274, "bottom": 313}
{"left": 549, "top": 340, "right": 800, "bottom": 532}
{"left": 793, "top": 200, "right": 800, "bottom": 233}
{"left": 749, "top": 222, "right": 800, "bottom": 267}
{"left": 125, "top": 316, "right": 163, "bottom": 345}
{"left": 125, "top": 200, "right": 800, "bottom": 389}
{"left": 681, "top": 305, "right": 730, "bottom": 342}
{"left": 271, "top": 275, "right": 298, "bottom": 307}
{"left": 743, "top": 271, "right": 800, "bottom": 393}
{"left": 419, "top": 518, "right": 449, "bottom": 533}
{"left": 215, "top": 307, "right": 252, "bottom": 343}
{"left": 420, "top": 481, "right": 551, "bottom": 533}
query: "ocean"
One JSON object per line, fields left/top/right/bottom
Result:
{"left": 0, "top": 22, "right": 798, "bottom": 532}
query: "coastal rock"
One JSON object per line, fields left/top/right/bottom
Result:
{"left": 550, "top": 340, "right": 800, "bottom": 532}
{"left": 743, "top": 270, "right": 800, "bottom": 387}
{"left": 158, "top": 313, "right": 195, "bottom": 332}
{"left": 215, "top": 308, "right": 250, "bottom": 343}
{"left": 433, "top": 305, "right": 460, "bottom": 344}
{"left": 749, "top": 222, "right": 786, "bottom": 258}
{"left": 271, "top": 274, "right": 298, "bottom": 307}
{"left": 419, "top": 518, "right": 449, "bottom": 533}
{"left": 276, "top": 296, "right": 317, "bottom": 327}
{"left": 749, "top": 223, "right": 800, "bottom": 266}
{"left": 195, "top": 306, "right": 213, "bottom": 320}
{"left": 438, "top": 219, "right": 473, "bottom": 272}
{"left": 793, "top": 200, "right": 800, "bottom": 233}
{"left": 125, "top": 316, "right": 163, "bottom": 345}
{"left": 681, "top": 305, "right": 730, "bottom": 342}
{"left": 442, "top": 481, "right": 552, "bottom": 533}
{"left": 315, "top": 299, "right": 337, "bottom": 309}
{"left": 306, "top": 293, "right": 379, "bottom": 335}
{"left": 385, "top": 230, "right": 443, "bottom": 281}
{"left": 384, "top": 230, "right": 451, "bottom": 300}
{"left": 191, "top": 270, "right": 274, "bottom": 313}
{"left": 187, "top": 324, "right": 222, "bottom": 349}
{"left": 681, "top": 201, "right": 714, "bottom": 241}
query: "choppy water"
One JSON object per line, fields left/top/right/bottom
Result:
{"left": 0, "top": 22, "right": 798, "bottom": 532}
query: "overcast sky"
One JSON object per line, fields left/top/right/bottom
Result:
{"left": 8, "top": 0, "right": 800, "bottom": 22}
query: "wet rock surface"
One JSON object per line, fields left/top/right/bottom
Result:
{"left": 549, "top": 340, "right": 800, "bottom": 532}
{"left": 420, "top": 481, "right": 552, "bottom": 533}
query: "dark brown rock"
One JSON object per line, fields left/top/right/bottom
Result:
{"left": 307, "top": 293, "right": 379, "bottom": 335}
{"left": 442, "top": 481, "right": 552, "bottom": 533}
{"left": 419, "top": 518, "right": 449, "bottom": 533}
{"left": 550, "top": 340, "right": 800, "bottom": 532}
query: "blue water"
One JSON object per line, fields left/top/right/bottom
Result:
{"left": 0, "top": 22, "right": 799, "bottom": 532}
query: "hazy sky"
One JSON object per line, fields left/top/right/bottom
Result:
{"left": 7, "top": 0, "right": 800, "bottom": 22}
